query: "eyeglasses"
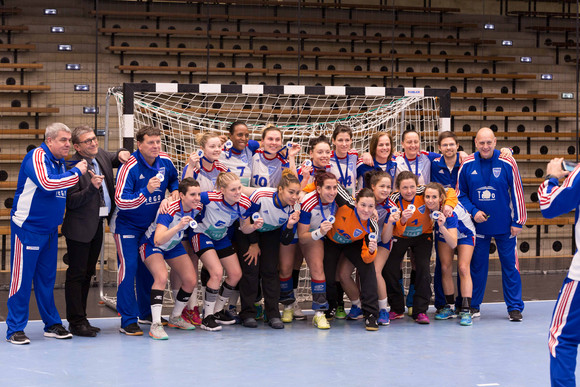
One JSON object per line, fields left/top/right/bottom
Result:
{"left": 78, "top": 137, "right": 98, "bottom": 145}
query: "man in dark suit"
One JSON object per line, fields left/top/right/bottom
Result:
{"left": 62, "top": 125, "right": 130, "bottom": 337}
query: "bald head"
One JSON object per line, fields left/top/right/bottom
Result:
{"left": 475, "top": 127, "right": 497, "bottom": 159}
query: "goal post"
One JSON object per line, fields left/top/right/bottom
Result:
{"left": 106, "top": 82, "right": 451, "bottom": 305}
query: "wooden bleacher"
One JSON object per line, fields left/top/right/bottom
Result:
{"left": 0, "top": 43, "right": 35, "bottom": 63}
{"left": 507, "top": 9, "right": 577, "bottom": 31}
{"left": 106, "top": 45, "right": 515, "bottom": 73}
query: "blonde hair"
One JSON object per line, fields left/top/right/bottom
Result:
{"left": 261, "top": 123, "right": 282, "bottom": 140}
{"left": 278, "top": 169, "right": 300, "bottom": 190}
{"left": 195, "top": 132, "right": 221, "bottom": 149}
{"left": 215, "top": 171, "right": 240, "bottom": 190}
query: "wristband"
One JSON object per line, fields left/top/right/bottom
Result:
{"left": 311, "top": 229, "right": 324, "bottom": 240}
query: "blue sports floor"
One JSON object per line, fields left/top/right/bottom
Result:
{"left": 0, "top": 300, "right": 571, "bottom": 387}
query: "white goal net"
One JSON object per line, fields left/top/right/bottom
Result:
{"left": 106, "top": 83, "right": 450, "bottom": 305}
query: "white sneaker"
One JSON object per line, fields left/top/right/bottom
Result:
{"left": 168, "top": 315, "right": 196, "bottom": 330}
{"left": 292, "top": 301, "right": 306, "bottom": 320}
{"left": 149, "top": 322, "right": 169, "bottom": 340}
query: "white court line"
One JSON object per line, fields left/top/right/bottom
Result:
{"left": 477, "top": 383, "right": 500, "bottom": 386}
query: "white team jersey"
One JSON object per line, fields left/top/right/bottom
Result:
{"left": 196, "top": 191, "right": 254, "bottom": 240}
{"left": 144, "top": 199, "right": 201, "bottom": 251}
{"left": 220, "top": 147, "right": 254, "bottom": 187}
{"left": 299, "top": 190, "right": 337, "bottom": 231}
{"left": 395, "top": 152, "right": 432, "bottom": 185}
{"left": 251, "top": 149, "right": 289, "bottom": 188}
{"left": 250, "top": 187, "right": 293, "bottom": 232}
{"left": 330, "top": 150, "right": 358, "bottom": 196}
{"left": 187, "top": 160, "right": 229, "bottom": 192}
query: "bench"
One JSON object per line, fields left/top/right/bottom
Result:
{"left": 0, "top": 85, "right": 50, "bottom": 106}
{"left": 0, "top": 63, "right": 43, "bottom": 85}
{"left": 0, "top": 25, "right": 27, "bottom": 44}
{"left": 455, "top": 131, "right": 578, "bottom": 154}
{"left": 91, "top": 9, "right": 472, "bottom": 37}
{"left": 107, "top": 45, "right": 515, "bottom": 73}
{"left": 0, "top": 43, "right": 35, "bottom": 63}
{"left": 100, "top": 27, "right": 494, "bottom": 56}
{"left": 526, "top": 25, "right": 576, "bottom": 47}
{"left": 507, "top": 10, "right": 577, "bottom": 31}
{"left": 0, "top": 128, "right": 44, "bottom": 136}
{"left": 0, "top": 107, "right": 58, "bottom": 127}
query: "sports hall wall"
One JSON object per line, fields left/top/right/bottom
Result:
{"left": 0, "top": 0, "right": 577, "bottom": 285}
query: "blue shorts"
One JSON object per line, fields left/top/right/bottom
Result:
{"left": 458, "top": 235, "right": 475, "bottom": 247}
{"left": 191, "top": 233, "right": 236, "bottom": 259}
{"left": 378, "top": 240, "right": 392, "bottom": 250}
{"left": 139, "top": 240, "right": 187, "bottom": 261}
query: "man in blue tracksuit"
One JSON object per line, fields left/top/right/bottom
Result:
{"left": 430, "top": 131, "right": 462, "bottom": 313}
{"left": 540, "top": 157, "right": 580, "bottom": 387}
{"left": 110, "top": 126, "right": 179, "bottom": 335}
{"left": 457, "top": 127, "right": 526, "bottom": 321}
{"left": 7, "top": 123, "right": 88, "bottom": 344}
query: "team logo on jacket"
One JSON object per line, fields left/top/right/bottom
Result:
{"left": 215, "top": 220, "right": 226, "bottom": 227}
{"left": 268, "top": 165, "right": 278, "bottom": 175}
{"left": 493, "top": 168, "right": 501, "bottom": 178}
{"left": 353, "top": 228, "right": 363, "bottom": 238}
{"left": 278, "top": 217, "right": 286, "bottom": 224}
{"left": 418, "top": 205, "right": 426, "bottom": 214}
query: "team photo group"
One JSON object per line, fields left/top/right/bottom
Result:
{"left": 6, "top": 119, "right": 532, "bottom": 345}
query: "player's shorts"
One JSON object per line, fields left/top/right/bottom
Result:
{"left": 139, "top": 240, "right": 187, "bottom": 261}
{"left": 191, "top": 232, "right": 236, "bottom": 259}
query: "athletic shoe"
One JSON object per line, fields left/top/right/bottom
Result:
{"left": 335, "top": 305, "right": 347, "bottom": 319}
{"left": 406, "top": 284, "right": 415, "bottom": 308}
{"left": 389, "top": 311, "right": 405, "bottom": 320}
{"left": 313, "top": 313, "right": 330, "bottom": 329}
{"left": 281, "top": 307, "right": 294, "bottom": 323}
{"left": 7, "top": 331, "right": 30, "bottom": 345}
{"left": 415, "top": 313, "right": 430, "bottom": 324}
{"left": 292, "top": 301, "right": 307, "bottom": 321}
{"left": 378, "top": 309, "right": 390, "bottom": 325}
{"left": 435, "top": 307, "right": 456, "bottom": 320}
{"left": 228, "top": 305, "right": 241, "bottom": 324}
{"left": 149, "top": 322, "right": 169, "bottom": 340}
{"left": 214, "top": 310, "right": 236, "bottom": 325}
{"left": 200, "top": 315, "right": 222, "bottom": 331}
{"left": 365, "top": 315, "right": 379, "bottom": 331}
{"left": 470, "top": 308, "right": 481, "bottom": 318}
{"left": 241, "top": 317, "right": 258, "bottom": 328}
{"left": 460, "top": 312, "right": 473, "bottom": 326}
{"left": 138, "top": 315, "right": 168, "bottom": 326}
{"left": 44, "top": 324, "right": 73, "bottom": 339}
{"left": 119, "top": 323, "right": 143, "bottom": 336}
{"left": 168, "top": 315, "right": 196, "bottom": 330}
{"left": 346, "top": 305, "right": 363, "bottom": 320}
{"left": 181, "top": 307, "right": 202, "bottom": 326}
{"left": 268, "top": 317, "right": 285, "bottom": 329}
{"left": 325, "top": 307, "right": 335, "bottom": 321}
{"left": 255, "top": 303, "right": 264, "bottom": 320}
{"left": 213, "top": 309, "right": 236, "bottom": 325}
{"left": 509, "top": 310, "right": 523, "bottom": 322}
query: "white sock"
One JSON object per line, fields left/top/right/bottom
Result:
{"left": 379, "top": 297, "right": 388, "bottom": 311}
{"left": 315, "top": 310, "right": 324, "bottom": 317}
{"left": 186, "top": 288, "right": 199, "bottom": 310}
{"left": 172, "top": 299, "right": 187, "bottom": 318}
{"left": 352, "top": 299, "right": 362, "bottom": 308}
{"left": 172, "top": 289, "right": 178, "bottom": 301}
{"left": 151, "top": 304, "right": 162, "bottom": 324}
{"left": 214, "top": 294, "right": 228, "bottom": 313}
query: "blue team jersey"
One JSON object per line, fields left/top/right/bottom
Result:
{"left": 143, "top": 199, "right": 202, "bottom": 251}
{"left": 356, "top": 157, "right": 397, "bottom": 189}
{"left": 539, "top": 166, "right": 580, "bottom": 279}
{"left": 434, "top": 203, "right": 475, "bottom": 244}
{"left": 219, "top": 139, "right": 259, "bottom": 187}
{"left": 110, "top": 150, "right": 179, "bottom": 235}
{"left": 11, "top": 143, "right": 82, "bottom": 232}
{"left": 457, "top": 149, "right": 526, "bottom": 235}
{"left": 430, "top": 154, "right": 461, "bottom": 188}
{"left": 195, "top": 191, "right": 258, "bottom": 240}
